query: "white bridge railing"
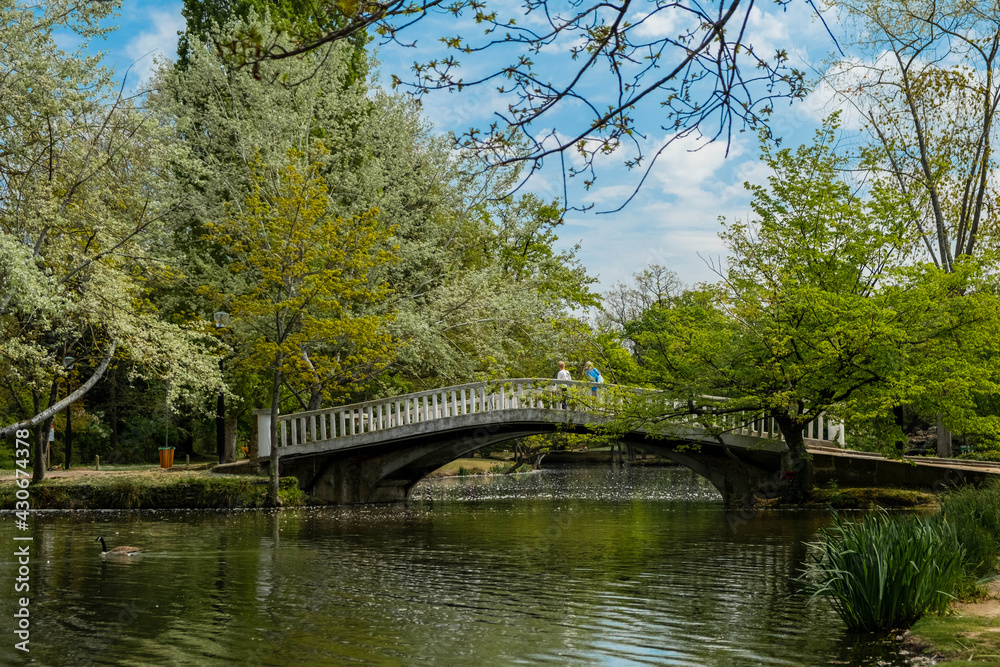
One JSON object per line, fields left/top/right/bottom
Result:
{"left": 254, "top": 378, "right": 845, "bottom": 456}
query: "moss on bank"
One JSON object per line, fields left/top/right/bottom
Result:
{"left": 803, "top": 486, "right": 938, "bottom": 509}
{"left": 0, "top": 473, "right": 310, "bottom": 510}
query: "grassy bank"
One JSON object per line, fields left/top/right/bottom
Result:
{"left": 801, "top": 479, "right": 1000, "bottom": 663}
{"left": 426, "top": 458, "right": 503, "bottom": 477}
{"left": 804, "top": 486, "right": 939, "bottom": 509}
{"left": 906, "top": 603, "right": 1000, "bottom": 666}
{"left": 0, "top": 466, "right": 309, "bottom": 509}
{"left": 426, "top": 457, "right": 536, "bottom": 477}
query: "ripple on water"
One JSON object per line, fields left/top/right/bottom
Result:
{"left": 0, "top": 466, "right": 917, "bottom": 666}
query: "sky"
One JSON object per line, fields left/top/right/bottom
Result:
{"left": 83, "top": 0, "right": 851, "bottom": 295}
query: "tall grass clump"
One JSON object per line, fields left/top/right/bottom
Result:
{"left": 802, "top": 511, "right": 964, "bottom": 631}
{"left": 940, "top": 480, "right": 1000, "bottom": 581}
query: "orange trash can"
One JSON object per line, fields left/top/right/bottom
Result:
{"left": 158, "top": 447, "right": 174, "bottom": 469}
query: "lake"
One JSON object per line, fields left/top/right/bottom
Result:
{"left": 0, "top": 466, "right": 917, "bottom": 665}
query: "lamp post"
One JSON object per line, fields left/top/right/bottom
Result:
{"left": 62, "top": 356, "right": 75, "bottom": 470}
{"left": 213, "top": 311, "right": 230, "bottom": 464}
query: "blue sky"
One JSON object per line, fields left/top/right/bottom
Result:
{"left": 86, "top": 1, "right": 849, "bottom": 294}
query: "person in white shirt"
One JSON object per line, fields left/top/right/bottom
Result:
{"left": 556, "top": 361, "right": 571, "bottom": 408}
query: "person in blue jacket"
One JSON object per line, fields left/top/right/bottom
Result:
{"left": 584, "top": 361, "right": 603, "bottom": 395}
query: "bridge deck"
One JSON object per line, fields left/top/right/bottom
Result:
{"left": 257, "top": 378, "right": 845, "bottom": 458}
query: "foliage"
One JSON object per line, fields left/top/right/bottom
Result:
{"left": 940, "top": 480, "right": 1000, "bottom": 580}
{"left": 205, "top": 148, "right": 397, "bottom": 407}
{"left": 598, "top": 119, "right": 1000, "bottom": 501}
{"left": 179, "top": 0, "right": 370, "bottom": 80}
{"left": 159, "top": 14, "right": 598, "bottom": 408}
{"left": 829, "top": 0, "right": 1000, "bottom": 270}
{"left": 0, "top": 2, "right": 224, "bottom": 479}
{"left": 801, "top": 511, "right": 964, "bottom": 631}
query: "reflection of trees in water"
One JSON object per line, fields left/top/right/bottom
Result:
{"left": 2, "top": 489, "right": 907, "bottom": 665}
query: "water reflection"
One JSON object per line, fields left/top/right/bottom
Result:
{"left": 0, "top": 467, "right": 916, "bottom": 666}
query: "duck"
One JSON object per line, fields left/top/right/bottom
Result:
{"left": 95, "top": 536, "right": 141, "bottom": 556}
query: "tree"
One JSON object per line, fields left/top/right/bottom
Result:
{"left": 157, "top": 12, "right": 602, "bottom": 443}
{"left": 382, "top": 191, "right": 599, "bottom": 388}
{"left": 0, "top": 1, "right": 223, "bottom": 480}
{"left": 611, "top": 121, "right": 1000, "bottom": 502}
{"left": 829, "top": 0, "right": 1000, "bottom": 271}
{"left": 209, "top": 0, "right": 813, "bottom": 203}
{"left": 206, "top": 149, "right": 396, "bottom": 502}
{"left": 817, "top": 0, "right": 1000, "bottom": 456}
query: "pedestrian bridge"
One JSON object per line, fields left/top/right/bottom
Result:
{"left": 256, "top": 379, "right": 845, "bottom": 506}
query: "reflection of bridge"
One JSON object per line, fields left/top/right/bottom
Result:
{"left": 256, "top": 379, "right": 850, "bottom": 506}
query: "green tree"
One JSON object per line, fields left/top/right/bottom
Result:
{"left": 830, "top": 0, "right": 1000, "bottom": 270}
{"left": 0, "top": 1, "right": 222, "bottom": 480}
{"left": 614, "top": 121, "right": 1000, "bottom": 501}
{"left": 158, "top": 13, "right": 600, "bottom": 428}
{"left": 206, "top": 148, "right": 396, "bottom": 502}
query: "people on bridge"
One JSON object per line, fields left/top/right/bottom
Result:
{"left": 584, "top": 361, "right": 603, "bottom": 395}
{"left": 556, "top": 361, "right": 571, "bottom": 408}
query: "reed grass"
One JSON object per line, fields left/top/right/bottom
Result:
{"left": 940, "top": 480, "right": 1000, "bottom": 579}
{"left": 802, "top": 511, "right": 964, "bottom": 632}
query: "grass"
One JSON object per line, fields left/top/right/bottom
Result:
{"left": 908, "top": 614, "right": 1000, "bottom": 666}
{"left": 801, "top": 510, "right": 965, "bottom": 632}
{"left": 0, "top": 466, "right": 309, "bottom": 509}
{"left": 427, "top": 458, "right": 498, "bottom": 477}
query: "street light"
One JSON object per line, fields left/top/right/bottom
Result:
{"left": 213, "top": 312, "right": 229, "bottom": 464}
{"left": 62, "top": 356, "right": 75, "bottom": 471}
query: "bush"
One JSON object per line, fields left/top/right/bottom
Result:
{"left": 802, "top": 511, "right": 964, "bottom": 631}
{"left": 940, "top": 480, "right": 1000, "bottom": 580}
{"left": 0, "top": 445, "right": 13, "bottom": 469}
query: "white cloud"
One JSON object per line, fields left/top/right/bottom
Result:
{"left": 631, "top": 10, "right": 690, "bottom": 40}
{"left": 123, "top": 9, "right": 185, "bottom": 86}
{"left": 647, "top": 132, "right": 746, "bottom": 199}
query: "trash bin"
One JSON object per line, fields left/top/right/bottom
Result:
{"left": 158, "top": 446, "right": 174, "bottom": 469}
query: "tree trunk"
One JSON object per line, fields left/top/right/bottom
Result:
{"left": 64, "top": 398, "right": 72, "bottom": 470}
{"left": 308, "top": 386, "right": 322, "bottom": 411}
{"left": 269, "top": 358, "right": 283, "bottom": 506}
{"left": 32, "top": 381, "right": 59, "bottom": 483}
{"left": 216, "top": 357, "right": 225, "bottom": 464}
{"left": 224, "top": 415, "right": 238, "bottom": 463}
{"left": 109, "top": 370, "right": 118, "bottom": 452}
{"left": 773, "top": 412, "right": 814, "bottom": 504}
{"left": 33, "top": 419, "right": 50, "bottom": 484}
{"left": 936, "top": 415, "right": 953, "bottom": 458}
{"left": 179, "top": 428, "right": 195, "bottom": 459}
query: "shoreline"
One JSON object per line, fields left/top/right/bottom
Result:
{"left": 0, "top": 464, "right": 309, "bottom": 510}
{"left": 903, "top": 580, "right": 1000, "bottom": 665}
{"left": 0, "top": 458, "right": 940, "bottom": 511}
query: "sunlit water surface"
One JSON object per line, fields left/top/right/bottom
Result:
{"left": 0, "top": 466, "right": 918, "bottom": 665}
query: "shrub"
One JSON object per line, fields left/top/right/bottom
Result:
{"left": 106, "top": 479, "right": 147, "bottom": 509}
{"left": 802, "top": 511, "right": 964, "bottom": 631}
{"left": 940, "top": 480, "right": 1000, "bottom": 579}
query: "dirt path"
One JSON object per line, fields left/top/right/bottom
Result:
{"left": 0, "top": 464, "right": 215, "bottom": 484}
